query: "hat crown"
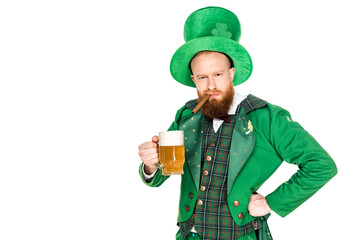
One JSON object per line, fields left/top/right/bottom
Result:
{"left": 184, "top": 7, "right": 241, "bottom": 42}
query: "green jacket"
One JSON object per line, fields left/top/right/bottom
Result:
{"left": 139, "top": 98, "right": 337, "bottom": 233}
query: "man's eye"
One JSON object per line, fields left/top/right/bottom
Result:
{"left": 215, "top": 73, "right": 222, "bottom": 77}
{"left": 198, "top": 76, "right": 207, "bottom": 80}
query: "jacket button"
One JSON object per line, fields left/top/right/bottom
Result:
{"left": 189, "top": 192, "right": 194, "bottom": 199}
{"left": 197, "top": 200, "right": 203, "bottom": 206}
{"left": 233, "top": 201, "right": 240, "bottom": 207}
{"left": 185, "top": 205, "right": 190, "bottom": 212}
{"left": 238, "top": 213, "right": 244, "bottom": 219}
{"left": 206, "top": 156, "right": 212, "bottom": 161}
{"left": 203, "top": 170, "right": 209, "bottom": 176}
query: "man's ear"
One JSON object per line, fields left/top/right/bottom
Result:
{"left": 229, "top": 67, "right": 235, "bottom": 82}
{"left": 191, "top": 75, "right": 197, "bottom": 87}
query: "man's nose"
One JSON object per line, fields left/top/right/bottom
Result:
{"left": 207, "top": 76, "right": 216, "bottom": 90}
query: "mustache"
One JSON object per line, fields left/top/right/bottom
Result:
{"left": 202, "top": 90, "right": 223, "bottom": 96}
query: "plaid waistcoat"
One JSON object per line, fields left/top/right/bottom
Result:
{"left": 179, "top": 95, "right": 267, "bottom": 240}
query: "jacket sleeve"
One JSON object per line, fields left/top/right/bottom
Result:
{"left": 265, "top": 104, "right": 337, "bottom": 217}
{"left": 139, "top": 105, "right": 187, "bottom": 187}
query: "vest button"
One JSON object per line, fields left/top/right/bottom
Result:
{"left": 203, "top": 170, "right": 209, "bottom": 176}
{"left": 238, "top": 213, "right": 244, "bottom": 219}
{"left": 233, "top": 200, "right": 240, "bottom": 207}
{"left": 185, "top": 205, "right": 190, "bottom": 212}
{"left": 210, "top": 142, "right": 216, "bottom": 147}
{"left": 197, "top": 200, "right": 203, "bottom": 206}
{"left": 200, "top": 186, "right": 206, "bottom": 192}
{"left": 206, "top": 156, "right": 212, "bottom": 161}
{"left": 189, "top": 192, "right": 194, "bottom": 199}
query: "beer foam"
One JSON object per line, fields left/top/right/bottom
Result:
{"left": 159, "top": 130, "right": 184, "bottom": 146}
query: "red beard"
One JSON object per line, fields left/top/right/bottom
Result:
{"left": 197, "top": 85, "right": 234, "bottom": 119}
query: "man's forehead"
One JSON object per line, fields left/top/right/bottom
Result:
{"left": 190, "top": 51, "right": 233, "bottom": 72}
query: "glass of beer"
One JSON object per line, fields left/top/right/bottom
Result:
{"left": 158, "top": 130, "right": 185, "bottom": 175}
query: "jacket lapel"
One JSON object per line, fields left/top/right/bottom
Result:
{"left": 179, "top": 111, "right": 204, "bottom": 190}
{"left": 227, "top": 107, "right": 256, "bottom": 195}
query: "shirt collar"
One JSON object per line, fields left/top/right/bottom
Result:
{"left": 228, "top": 91, "right": 247, "bottom": 115}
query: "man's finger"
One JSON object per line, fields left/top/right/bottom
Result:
{"left": 152, "top": 135, "right": 159, "bottom": 143}
{"left": 142, "top": 153, "right": 159, "bottom": 162}
{"left": 139, "top": 142, "right": 158, "bottom": 150}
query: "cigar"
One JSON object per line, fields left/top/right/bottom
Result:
{"left": 192, "top": 94, "right": 210, "bottom": 114}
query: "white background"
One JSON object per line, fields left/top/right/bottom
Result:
{"left": 1, "top": 0, "right": 359, "bottom": 239}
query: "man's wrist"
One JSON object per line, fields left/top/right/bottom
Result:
{"left": 144, "top": 164, "right": 158, "bottom": 175}
{"left": 142, "top": 164, "right": 158, "bottom": 180}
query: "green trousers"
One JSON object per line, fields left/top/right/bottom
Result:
{"left": 176, "top": 230, "right": 257, "bottom": 240}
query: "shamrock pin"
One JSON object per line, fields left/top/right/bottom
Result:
{"left": 211, "top": 23, "right": 232, "bottom": 39}
{"left": 245, "top": 120, "right": 253, "bottom": 135}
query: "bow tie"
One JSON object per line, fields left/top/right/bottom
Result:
{"left": 205, "top": 115, "right": 231, "bottom": 123}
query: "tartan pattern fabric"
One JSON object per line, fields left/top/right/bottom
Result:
{"left": 242, "top": 94, "right": 267, "bottom": 113}
{"left": 179, "top": 94, "right": 267, "bottom": 239}
{"left": 195, "top": 117, "right": 238, "bottom": 240}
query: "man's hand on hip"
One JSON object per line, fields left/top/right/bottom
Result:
{"left": 248, "top": 193, "right": 272, "bottom": 217}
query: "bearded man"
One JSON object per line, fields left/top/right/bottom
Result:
{"left": 138, "top": 7, "right": 337, "bottom": 240}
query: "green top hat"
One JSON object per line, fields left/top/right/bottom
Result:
{"left": 170, "top": 6, "right": 253, "bottom": 88}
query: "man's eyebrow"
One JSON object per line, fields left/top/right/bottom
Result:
{"left": 196, "top": 74, "right": 207, "bottom": 78}
{"left": 212, "top": 69, "right": 226, "bottom": 74}
{"left": 194, "top": 68, "right": 227, "bottom": 77}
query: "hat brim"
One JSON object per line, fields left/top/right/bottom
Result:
{"left": 170, "top": 36, "right": 253, "bottom": 88}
